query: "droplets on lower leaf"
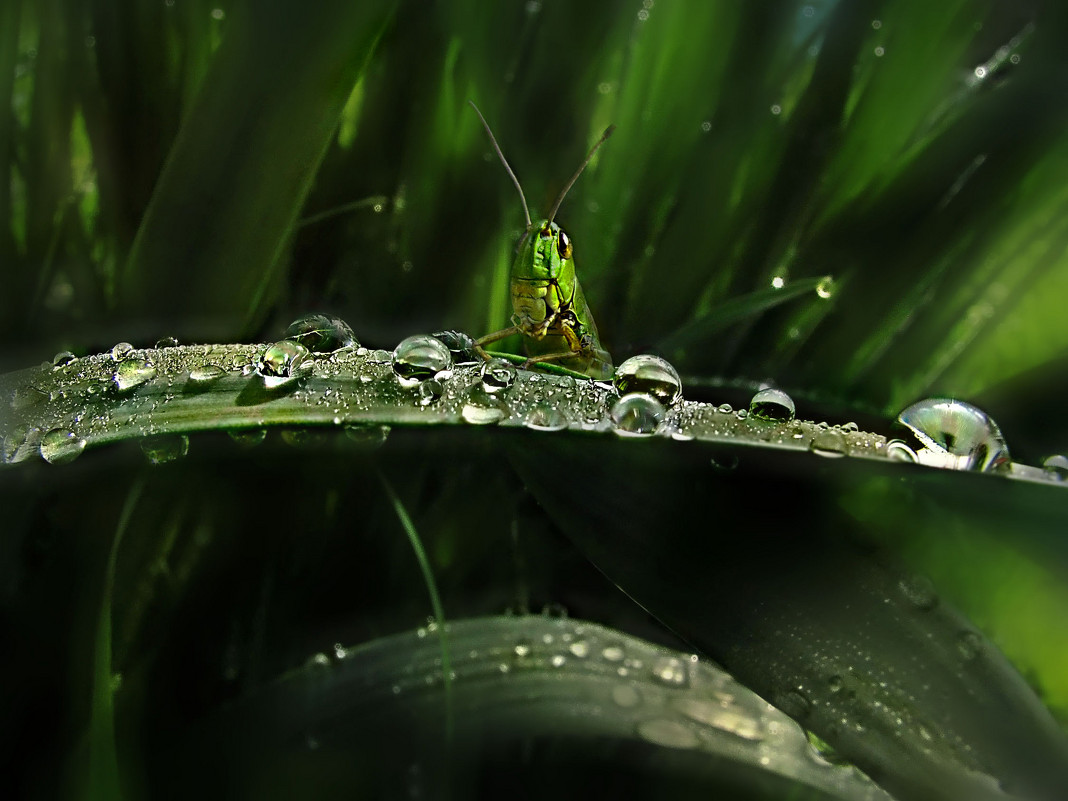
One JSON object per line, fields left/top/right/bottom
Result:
{"left": 897, "top": 398, "right": 1010, "bottom": 472}
{"left": 391, "top": 335, "right": 452, "bottom": 387}
{"left": 284, "top": 312, "right": 358, "bottom": 353}
{"left": 40, "top": 428, "right": 87, "bottom": 464}
{"left": 609, "top": 393, "right": 665, "bottom": 436}
{"left": 480, "top": 358, "right": 517, "bottom": 393}
{"left": 140, "top": 434, "right": 190, "bottom": 464}
{"left": 417, "top": 379, "right": 444, "bottom": 406}
{"left": 748, "top": 387, "right": 795, "bottom": 422}
{"left": 257, "top": 340, "right": 311, "bottom": 389}
{"left": 809, "top": 428, "right": 847, "bottom": 457}
{"left": 612, "top": 355, "right": 682, "bottom": 406}
{"left": 113, "top": 358, "right": 157, "bottom": 392}
{"left": 461, "top": 386, "right": 507, "bottom": 425}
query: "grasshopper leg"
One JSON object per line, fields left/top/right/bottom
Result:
{"left": 475, "top": 325, "right": 521, "bottom": 362}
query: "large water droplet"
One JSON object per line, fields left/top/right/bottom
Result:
{"left": 609, "top": 393, "right": 665, "bottom": 436}
{"left": 809, "top": 428, "right": 847, "bottom": 457}
{"left": 52, "top": 351, "right": 76, "bottom": 367}
{"left": 897, "top": 398, "right": 1010, "bottom": 472}
{"left": 113, "top": 358, "right": 157, "bottom": 392}
{"left": 886, "top": 439, "right": 918, "bottom": 462}
{"left": 189, "top": 364, "right": 226, "bottom": 384}
{"left": 613, "top": 355, "right": 682, "bottom": 406}
{"left": 140, "top": 434, "right": 190, "bottom": 464}
{"left": 748, "top": 387, "right": 795, "bottom": 422}
{"left": 284, "top": 312, "right": 358, "bottom": 353}
{"left": 418, "top": 379, "right": 444, "bottom": 406}
{"left": 524, "top": 401, "right": 568, "bottom": 432}
{"left": 480, "top": 358, "right": 517, "bottom": 393}
{"left": 392, "top": 335, "right": 452, "bottom": 387}
{"left": 109, "top": 342, "right": 134, "bottom": 360}
{"left": 461, "top": 387, "right": 507, "bottom": 425}
{"left": 155, "top": 336, "right": 180, "bottom": 349}
{"left": 816, "top": 275, "right": 837, "bottom": 299}
{"left": 257, "top": 340, "right": 311, "bottom": 389}
{"left": 1041, "top": 454, "right": 1068, "bottom": 481}
{"left": 40, "top": 428, "right": 87, "bottom": 464}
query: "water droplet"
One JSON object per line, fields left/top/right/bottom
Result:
{"left": 673, "top": 698, "right": 764, "bottom": 741}
{"left": 480, "top": 358, "right": 517, "bottom": 393}
{"left": 229, "top": 428, "right": 266, "bottom": 447}
{"left": 109, "top": 342, "right": 134, "bottom": 360}
{"left": 431, "top": 330, "right": 480, "bottom": 363}
{"left": 810, "top": 429, "right": 847, "bottom": 457}
{"left": 418, "top": 379, "right": 444, "bottom": 406}
{"left": 461, "top": 387, "right": 507, "bottom": 425}
{"left": 113, "top": 359, "right": 157, "bottom": 392}
{"left": 568, "top": 640, "right": 590, "bottom": 658}
{"left": 602, "top": 645, "right": 625, "bottom": 662}
{"left": 52, "top": 351, "right": 76, "bottom": 367}
{"left": 717, "top": 403, "right": 733, "bottom": 414}
{"left": 155, "top": 336, "right": 180, "bottom": 349}
{"left": 816, "top": 276, "right": 836, "bottom": 299}
{"left": 897, "top": 398, "right": 1010, "bottom": 472}
{"left": 392, "top": 335, "right": 452, "bottom": 387}
{"left": 284, "top": 312, "right": 358, "bottom": 353}
{"left": 774, "top": 689, "right": 812, "bottom": 720}
{"left": 612, "top": 684, "right": 641, "bottom": 708}
{"left": 257, "top": 340, "right": 312, "bottom": 388}
{"left": 612, "top": 355, "right": 682, "bottom": 406}
{"left": 513, "top": 639, "right": 533, "bottom": 659}
{"left": 899, "top": 574, "right": 938, "bottom": 611}
{"left": 957, "top": 630, "right": 982, "bottom": 661}
{"left": 40, "top": 428, "right": 87, "bottom": 464}
{"left": 189, "top": 364, "right": 226, "bottom": 384}
{"left": 1042, "top": 454, "right": 1068, "bottom": 481}
{"left": 828, "top": 675, "right": 844, "bottom": 693}
{"left": 636, "top": 719, "right": 700, "bottom": 750}
{"left": 886, "top": 439, "right": 918, "bottom": 462}
{"left": 524, "top": 401, "right": 568, "bottom": 432}
{"left": 368, "top": 349, "right": 392, "bottom": 364}
{"left": 305, "top": 652, "right": 332, "bottom": 669}
{"left": 140, "top": 434, "right": 190, "bottom": 464}
{"left": 748, "top": 387, "right": 795, "bottom": 422}
{"left": 609, "top": 393, "right": 665, "bottom": 436}
{"left": 651, "top": 656, "right": 689, "bottom": 687}
{"left": 344, "top": 424, "right": 390, "bottom": 447}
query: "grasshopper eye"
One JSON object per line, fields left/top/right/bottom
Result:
{"left": 557, "top": 230, "right": 573, "bottom": 260}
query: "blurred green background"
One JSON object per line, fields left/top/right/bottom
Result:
{"left": 3, "top": 0, "right": 1068, "bottom": 798}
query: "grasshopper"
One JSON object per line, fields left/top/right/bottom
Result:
{"left": 469, "top": 101, "right": 614, "bottom": 380}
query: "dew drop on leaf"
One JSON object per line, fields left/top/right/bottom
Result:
{"left": 609, "top": 393, "right": 665, "bottom": 436}
{"left": 391, "top": 335, "right": 452, "bottom": 387}
{"left": 613, "top": 355, "right": 682, "bottom": 406}
{"left": 748, "top": 387, "right": 795, "bottom": 422}
{"left": 40, "top": 428, "right": 87, "bottom": 464}
{"left": 284, "top": 312, "right": 358, "bottom": 353}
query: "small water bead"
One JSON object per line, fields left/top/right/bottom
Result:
{"left": 957, "top": 630, "right": 982, "bottom": 661}
{"left": 651, "top": 656, "right": 689, "bottom": 688}
{"left": 368, "top": 349, "right": 392, "bottom": 364}
{"left": 418, "top": 379, "right": 444, "bottom": 406}
{"left": 612, "top": 355, "right": 682, "bottom": 406}
{"left": 897, "top": 398, "right": 1010, "bottom": 472}
{"left": 461, "top": 387, "right": 507, "bottom": 425}
{"left": 810, "top": 428, "right": 847, "bottom": 457}
{"left": 189, "top": 364, "right": 226, "bottom": 384}
{"left": 284, "top": 312, "right": 358, "bottom": 353}
{"left": 52, "top": 351, "right": 76, "bottom": 367}
{"left": 609, "top": 393, "right": 665, "bottom": 437}
{"left": 113, "top": 358, "right": 157, "bottom": 392}
{"left": 602, "top": 645, "right": 625, "bottom": 663}
{"left": 899, "top": 574, "right": 938, "bottom": 611}
{"left": 258, "top": 340, "right": 312, "bottom": 389}
{"left": 886, "top": 439, "right": 918, "bottom": 462}
{"left": 140, "top": 434, "right": 190, "bottom": 464}
{"left": 391, "top": 335, "right": 452, "bottom": 387}
{"left": 480, "top": 358, "right": 517, "bottom": 393}
{"left": 524, "top": 401, "right": 568, "bottom": 432}
{"left": 735, "top": 409, "right": 748, "bottom": 420}
{"left": 816, "top": 275, "right": 837, "bottom": 299}
{"left": 717, "top": 403, "right": 733, "bottom": 414}
{"left": 109, "top": 342, "right": 134, "bottom": 360}
{"left": 568, "top": 640, "right": 590, "bottom": 659}
{"left": 155, "top": 336, "right": 180, "bottom": 349}
{"left": 1041, "top": 454, "right": 1068, "bottom": 481}
{"left": 748, "top": 387, "right": 795, "bottom": 422}
{"left": 40, "top": 428, "right": 87, "bottom": 464}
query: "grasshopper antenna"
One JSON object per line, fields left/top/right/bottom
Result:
{"left": 545, "top": 124, "right": 615, "bottom": 227}
{"left": 469, "top": 101, "right": 532, "bottom": 229}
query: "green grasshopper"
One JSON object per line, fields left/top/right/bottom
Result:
{"left": 469, "top": 101, "right": 614, "bottom": 380}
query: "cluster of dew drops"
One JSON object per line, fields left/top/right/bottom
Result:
{"left": 19, "top": 311, "right": 1068, "bottom": 482}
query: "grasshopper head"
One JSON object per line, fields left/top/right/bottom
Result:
{"left": 517, "top": 219, "right": 574, "bottom": 281}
